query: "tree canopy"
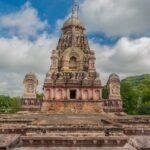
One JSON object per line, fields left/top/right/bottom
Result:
{"left": 0, "top": 95, "right": 21, "bottom": 113}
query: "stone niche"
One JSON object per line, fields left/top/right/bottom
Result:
{"left": 43, "top": 87, "right": 101, "bottom": 101}
{"left": 41, "top": 86, "right": 102, "bottom": 114}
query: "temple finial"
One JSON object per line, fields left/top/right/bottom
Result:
{"left": 71, "top": 0, "right": 79, "bottom": 18}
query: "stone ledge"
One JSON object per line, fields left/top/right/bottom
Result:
{"left": 20, "top": 136, "right": 127, "bottom": 147}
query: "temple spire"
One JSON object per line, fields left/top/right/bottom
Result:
{"left": 71, "top": 0, "right": 79, "bottom": 18}
{"left": 57, "top": 0, "right": 89, "bottom": 52}
{"left": 71, "top": 0, "right": 79, "bottom": 48}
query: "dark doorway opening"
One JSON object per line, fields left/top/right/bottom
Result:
{"left": 70, "top": 90, "right": 76, "bottom": 99}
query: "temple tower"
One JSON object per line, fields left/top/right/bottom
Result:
{"left": 41, "top": 5, "right": 102, "bottom": 113}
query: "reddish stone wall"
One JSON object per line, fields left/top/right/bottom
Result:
{"left": 103, "top": 99, "right": 123, "bottom": 112}
{"left": 41, "top": 101, "right": 103, "bottom": 113}
{"left": 43, "top": 87, "right": 101, "bottom": 101}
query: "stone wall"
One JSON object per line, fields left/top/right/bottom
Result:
{"left": 21, "top": 98, "right": 41, "bottom": 111}
{"left": 103, "top": 100, "right": 123, "bottom": 112}
{"left": 41, "top": 101, "right": 103, "bottom": 113}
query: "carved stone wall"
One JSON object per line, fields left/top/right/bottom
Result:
{"left": 43, "top": 87, "right": 101, "bottom": 101}
{"left": 41, "top": 101, "right": 102, "bottom": 114}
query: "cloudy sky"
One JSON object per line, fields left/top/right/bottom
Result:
{"left": 0, "top": 0, "right": 150, "bottom": 96}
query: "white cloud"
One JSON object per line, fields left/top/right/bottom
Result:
{"left": 90, "top": 37, "right": 150, "bottom": 83}
{"left": 80, "top": 0, "right": 150, "bottom": 36}
{"left": 0, "top": 34, "right": 58, "bottom": 73}
{"left": 0, "top": 2, "right": 58, "bottom": 96}
{"left": 0, "top": 72, "right": 23, "bottom": 96}
{"left": 0, "top": 2, "right": 47, "bottom": 38}
{"left": 0, "top": 35, "right": 58, "bottom": 96}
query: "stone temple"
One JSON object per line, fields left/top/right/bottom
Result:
{"left": 22, "top": 7, "right": 123, "bottom": 114}
{"left": 0, "top": 4, "right": 150, "bottom": 150}
{"left": 42, "top": 8, "right": 103, "bottom": 113}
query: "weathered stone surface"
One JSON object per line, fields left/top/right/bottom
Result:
{"left": 124, "top": 144, "right": 137, "bottom": 150}
{"left": 42, "top": 101, "right": 102, "bottom": 114}
{"left": 0, "top": 134, "right": 20, "bottom": 149}
{"left": 128, "top": 136, "right": 150, "bottom": 149}
{"left": 0, "top": 113, "right": 149, "bottom": 149}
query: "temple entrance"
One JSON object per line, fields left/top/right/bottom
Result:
{"left": 70, "top": 89, "right": 76, "bottom": 99}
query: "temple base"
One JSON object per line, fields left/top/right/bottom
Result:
{"left": 103, "top": 99, "right": 123, "bottom": 113}
{"left": 21, "top": 98, "right": 41, "bottom": 111}
{"left": 41, "top": 100, "right": 103, "bottom": 114}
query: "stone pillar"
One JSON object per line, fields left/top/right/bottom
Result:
{"left": 88, "top": 53, "right": 96, "bottom": 72}
{"left": 22, "top": 72, "right": 40, "bottom": 111}
{"left": 64, "top": 87, "right": 67, "bottom": 100}
{"left": 53, "top": 88, "right": 56, "bottom": 100}
{"left": 108, "top": 73, "right": 121, "bottom": 100}
{"left": 106, "top": 73, "right": 123, "bottom": 112}
{"left": 51, "top": 87, "right": 54, "bottom": 100}
{"left": 23, "top": 72, "right": 38, "bottom": 99}
{"left": 50, "top": 50, "right": 59, "bottom": 72}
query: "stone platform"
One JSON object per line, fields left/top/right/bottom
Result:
{"left": 0, "top": 113, "right": 150, "bottom": 149}
{"left": 0, "top": 134, "right": 20, "bottom": 149}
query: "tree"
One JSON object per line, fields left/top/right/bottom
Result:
{"left": 136, "top": 79, "right": 150, "bottom": 115}
{"left": 102, "top": 85, "right": 108, "bottom": 99}
{"left": 36, "top": 93, "right": 44, "bottom": 99}
{"left": 0, "top": 95, "right": 21, "bottom": 113}
{"left": 137, "top": 79, "right": 150, "bottom": 103}
{"left": 120, "top": 82, "right": 139, "bottom": 114}
{"left": 9, "top": 97, "right": 21, "bottom": 113}
{"left": 137, "top": 102, "right": 150, "bottom": 115}
{"left": 0, "top": 95, "right": 10, "bottom": 112}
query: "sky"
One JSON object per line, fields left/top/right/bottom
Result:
{"left": 0, "top": 0, "right": 150, "bottom": 96}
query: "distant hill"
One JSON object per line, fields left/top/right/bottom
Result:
{"left": 121, "top": 74, "right": 150, "bottom": 87}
